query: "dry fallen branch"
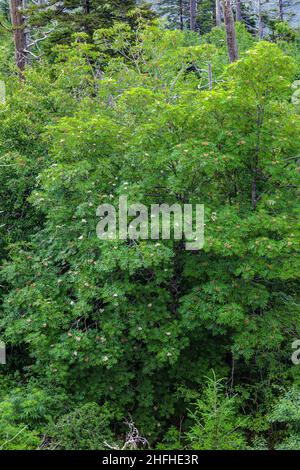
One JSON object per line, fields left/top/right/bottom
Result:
{"left": 104, "top": 418, "right": 148, "bottom": 450}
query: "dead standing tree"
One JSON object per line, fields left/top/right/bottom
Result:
{"left": 222, "top": 0, "right": 239, "bottom": 63}
{"left": 190, "top": 0, "right": 197, "bottom": 31}
{"left": 10, "top": 0, "right": 27, "bottom": 74}
{"left": 8, "top": 0, "right": 55, "bottom": 77}
{"left": 216, "top": 0, "right": 222, "bottom": 26}
{"left": 257, "top": 0, "right": 264, "bottom": 39}
{"left": 179, "top": 0, "right": 184, "bottom": 30}
{"left": 278, "top": 0, "right": 284, "bottom": 20}
{"left": 236, "top": 0, "right": 242, "bottom": 21}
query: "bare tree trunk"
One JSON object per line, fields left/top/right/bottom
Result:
{"left": 179, "top": 0, "right": 184, "bottom": 30}
{"left": 10, "top": 0, "right": 27, "bottom": 74}
{"left": 258, "top": 0, "right": 264, "bottom": 39}
{"left": 190, "top": 0, "right": 197, "bottom": 31}
{"left": 278, "top": 0, "right": 284, "bottom": 20}
{"left": 222, "top": 0, "right": 239, "bottom": 63}
{"left": 216, "top": 0, "right": 222, "bottom": 26}
{"left": 236, "top": 0, "right": 242, "bottom": 21}
{"left": 83, "top": 0, "right": 90, "bottom": 14}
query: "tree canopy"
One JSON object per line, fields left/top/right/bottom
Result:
{"left": 0, "top": 0, "right": 299, "bottom": 451}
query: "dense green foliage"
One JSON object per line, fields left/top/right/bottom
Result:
{"left": 0, "top": 1, "right": 300, "bottom": 451}
{"left": 27, "top": 0, "right": 141, "bottom": 44}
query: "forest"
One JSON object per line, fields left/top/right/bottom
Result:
{"left": 0, "top": 0, "right": 299, "bottom": 452}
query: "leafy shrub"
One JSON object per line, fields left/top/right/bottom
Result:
{"left": 46, "top": 403, "right": 116, "bottom": 450}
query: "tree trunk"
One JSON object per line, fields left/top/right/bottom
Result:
{"left": 222, "top": 0, "right": 239, "bottom": 63}
{"left": 258, "top": 0, "right": 264, "bottom": 39}
{"left": 216, "top": 0, "right": 222, "bottom": 26}
{"left": 190, "top": 0, "right": 197, "bottom": 31}
{"left": 278, "top": 0, "right": 284, "bottom": 21}
{"left": 10, "top": 0, "right": 27, "bottom": 73}
{"left": 236, "top": 0, "right": 242, "bottom": 21}
{"left": 179, "top": 0, "right": 184, "bottom": 30}
{"left": 83, "top": 0, "right": 90, "bottom": 14}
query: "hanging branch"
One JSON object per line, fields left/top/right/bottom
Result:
{"left": 26, "top": 27, "right": 55, "bottom": 48}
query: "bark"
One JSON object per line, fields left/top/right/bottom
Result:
{"left": 258, "top": 0, "right": 264, "bottom": 39}
{"left": 216, "top": 0, "right": 222, "bottom": 26}
{"left": 83, "top": 0, "right": 90, "bottom": 14}
{"left": 190, "top": 0, "right": 197, "bottom": 31}
{"left": 278, "top": 0, "right": 284, "bottom": 21}
{"left": 10, "top": 0, "right": 27, "bottom": 73}
{"left": 236, "top": 0, "right": 242, "bottom": 21}
{"left": 222, "top": 0, "right": 239, "bottom": 63}
{"left": 179, "top": 0, "right": 184, "bottom": 30}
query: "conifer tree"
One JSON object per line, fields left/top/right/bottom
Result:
{"left": 26, "top": 0, "right": 143, "bottom": 49}
{"left": 155, "top": 0, "right": 190, "bottom": 29}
